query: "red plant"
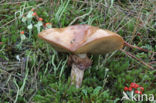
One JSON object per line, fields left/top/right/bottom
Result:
{"left": 124, "top": 82, "right": 144, "bottom": 94}
{"left": 130, "top": 83, "right": 139, "bottom": 89}
{"left": 20, "top": 31, "right": 24, "bottom": 34}
{"left": 135, "top": 90, "right": 142, "bottom": 95}
{"left": 32, "top": 12, "right": 37, "bottom": 16}
{"left": 31, "top": 8, "right": 34, "bottom": 11}
{"left": 38, "top": 18, "right": 43, "bottom": 21}
{"left": 124, "top": 82, "right": 144, "bottom": 96}
{"left": 128, "top": 87, "right": 132, "bottom": 91}
{"left": 124, "top": 87, "right": 129, "bottom": 91}
{"left": 134, "top": 84, "right": 139, "bottom": 89}
{"left": 45, "top": 22, "right": 51, "bottom": 25}
{"left": 140, "top": 87, "right": 144, "bottom": 92}
{"left": 130, "top": 83, "right": 136, "bottom": 88}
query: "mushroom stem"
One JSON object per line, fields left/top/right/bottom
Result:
{"left": 71, "top": 63, "right": 85, "bottom": 88}
{"left": 77, "top": 54, "right": 87, "bottom": 58}
{"left": 70, "top": 54, "right": 87, "bottom": 88}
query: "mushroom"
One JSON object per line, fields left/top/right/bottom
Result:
{"left": 38, "top": 24, "right": 124, "bottom": 88}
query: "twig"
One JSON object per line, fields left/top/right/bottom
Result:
{"left": 149, "top": 61, "right": 156, "bottom": 65}
{"left": 120, "top": 49, "right": 154, "bottom": 69}
{"left": 124, "top": 41, "right": 156, "bottom": 54}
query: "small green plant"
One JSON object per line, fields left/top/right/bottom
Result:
{"left": 15, "top": 5, "right": 52, "bottom": 49}
{"left": 16, "top": 31, "right": 26, "bottom": 49}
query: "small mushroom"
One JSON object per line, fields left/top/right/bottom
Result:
{"left": 38, "top": 24, "right": 124, "bottom": 88}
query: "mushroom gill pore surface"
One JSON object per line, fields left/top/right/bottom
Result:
{"left": 38, "top": 24, "right": 124, "bottom": 54}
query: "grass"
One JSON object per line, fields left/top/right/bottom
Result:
{"left": 0, "top": 0, "right": 156, "bottom": 103}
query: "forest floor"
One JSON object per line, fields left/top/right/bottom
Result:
{"left": 0, "top": 0, "right": 156, "bottom": 103}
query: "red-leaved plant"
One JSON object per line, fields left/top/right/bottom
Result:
{"left": 122, "top": 82, "right": 144, "bottom": 100}
{"left": 124, "top": 83, "right": 144, "bottom": 95}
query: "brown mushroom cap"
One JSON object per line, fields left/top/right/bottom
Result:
{"left": 38, "top": 24, "right": 124, "bottom": 54}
